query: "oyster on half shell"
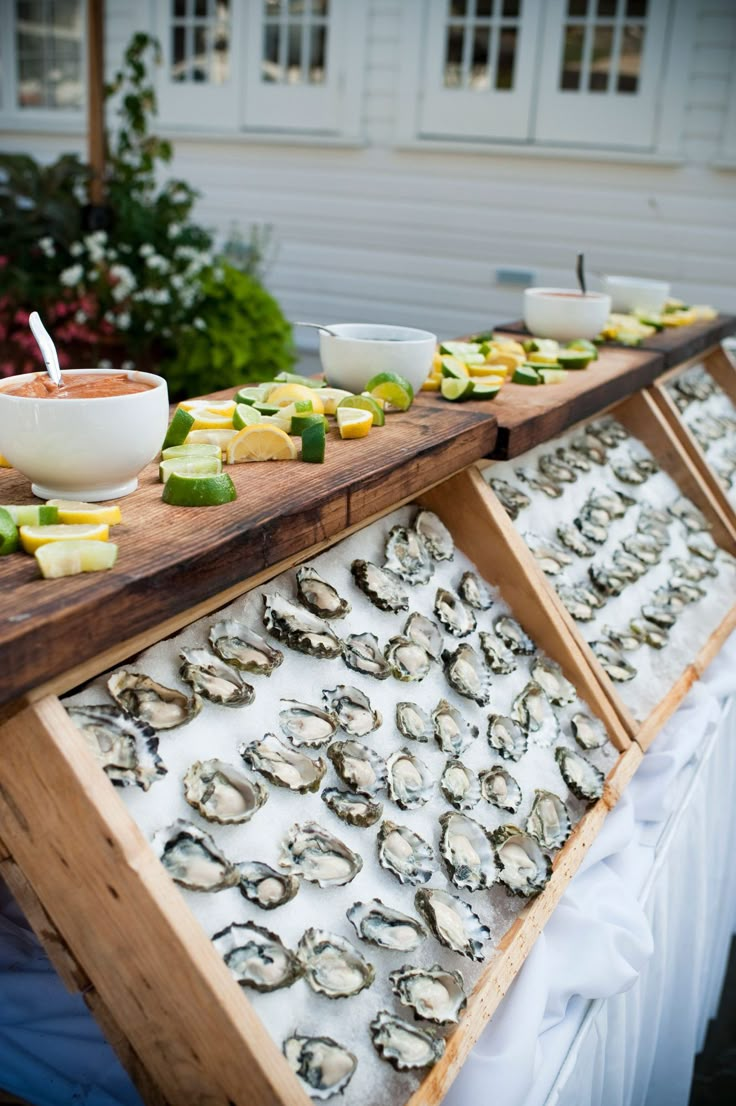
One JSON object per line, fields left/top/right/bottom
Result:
{"left": 183, "top": 759, "right": 267, "bottom": 824}
{"left": 414, "top": 887, "right": 491, "bottom": 960}
{"left": 404, "top": 611, "right": 444, "bottom": 660}
{"left": 377, "top": 820, "right": 434, "bottom": 884}
{"left": 298, "top": 928, "right": 375, "bottom": 999}
{"left": 570, "top": 712, "right": 608, "bottom": 750}
{"left": 531, "top": 656, "right": 577, "bottom": 706}
{"left": 237, "top": 861, "right": 299, "bottom": 911}
{"left": 323, "top": 685, "right": 381, "bottom": 737}
{"left": 442, "top": 642, "right": 491, "bottom": 706}
{"left": 239, "top": 733, "right": 326, "bottom": 792}
{"left": 389, "top": 964, "right": 467, "bottom": 1026}
{"left": 526, "top": 790, "right": 571, "bottom": 850}
{"left": 342, "top": 632, "right": 391, "bottom": 680}
{"left": 327, "top": 740, "right": 386, "bottom": 795}
{"left": 179, "top": 648, "right": 255, "bottom": 707}
{"left": 487, "top": 714, "right": 527, "bottom": 762}
{"left": 280, "top": 821, "right": 363, "bottom": 887}
{"left": 433, "top": 699, "right": 479, "bottom": 756}
{"left": 385, "top": 636, "right": 433, "bottom": 682}
{"left": 154, "top": 820, "right": 238, "bottom": 892}
{"left": 487, "top": 476, "right": 531, "bottom": 519}
{"left": 414, "top": 509, "right": 454, "bottom": 561}
{"left": 384, "top": 524, "right": 434, "bottom": 584}
{"left": 386, "top": 747, "right": 433, "bottom": 809}
{"left": 440, "top": 758, "right": 481, "bottom": 811}
{"left": 284, "top": 1034, "right": 357, "bottom": 1101}
{"left": 396, "top": 701, "right": 433, "bottom": 743}
{"left": 295, "top": 565, "right": 351, "bottom": 619}
{"left": 263, "top": 594, "right": 342, "bottom": 658}
{"left": 370, "top": 1010, "right": 445, "bottom": 1071}
{"left": 350, "top": 560, "right": 409, "bottom": 612}
{"left": 67, "top": 704, "right": 166, "bottom": 790}
{"left": 321, "top": 787, "right": 383, "bottom": 827}
{"left": 346, "top": 899, "right": 427, "bottom": 952}
{"left": 492, "top": 825, "right": 552, "bottom": 898}
{"left": 439, "top": 811, "right": 497, "bottom": 892}
{"left": 107, "top": 671, "right": 201, "bottom": 730}
{"left": 212, "top": 921, "right": 302, "bottom": 992}
{"left": 458, "top": 570, "right": 494, "bottom": 610}
{"left": 279, "top": 699, "right": 338, "bottom": 747}
{"left": 494, "top": 615, "right": 535, "bottom": 655}
{"left": 478, "top": 631, "right": 517, "bottom": 674}
{"left": 479, "top": 766, "right": 521, "bottom": 813}
{"left": 434, "top": 588, "right": 477, "bottom": 637}
{"left": 556, "top": 747, "right": 605, "bottom": 802}
{"left": 209, "top": 619, "right": 283, "bottom": 675}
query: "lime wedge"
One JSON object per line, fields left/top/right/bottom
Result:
{"left": 470, "top": 381, "right": 501, "bottom": 400}
{"left": 566, "top": 339, "right": 599, "bottom": 359}
{"left": 364, "top": 372, "right": 414, "bottom": 411}
{"left": 538, "top": 368, "right": 568, "bottom": 385}
{"left": 0, "top": 504, "right": 59, "bottom": 526}
{"left": 291, "top": 413, "right": 328, "bottom": 435}
{"left": 301, "top": 420, "right": 326, "bottom": 463}
{"left": 274, "top": 371, "right": 325, "bottom": 389}
{"left": 45, "top": 500, "right": 122, "bottom": 526}
{"left": 253, "top": 402, "right": 281, "bottom": 416}
{"left": 161, "top": 443, "right": 222, "bottom": 461}
{"left": 20, "top": 523, "right": 110, "bottom": 553}
{"left": 35, "top": 540, "right": 118, "bottom": 578}
{"left": 233, "top": 403, "right": 263, "bottom": 430}
{"left": 159, "top": 457, "right": 222, "bottom": 483}
{"left": 439, "top": 355, "right": 469, "bottom": 380}
{"left": 234, "top": 384, "right": 273, "bottom": 405}
{"left": 440, "top": 377, "right": 475, "bottom": 402}
{"left": 557, "top": 349, "right": 593, "bottom": 370}
{"left": 512, "top": 365, "right": 541, "bottom": 385}
{"left": 337, "top": 394, "right": 385, "bottom": 426}
{"left": 439, "top": 341, "right": 482, "bottom": 357}
{"left": 162, "top": 471, "right": 237, "bottom": 506}
{"left": 161, "top": 407, "right": 195, "bottom": 449}
{"left": 0, "top": 507, "right": 19, "bottom": 555}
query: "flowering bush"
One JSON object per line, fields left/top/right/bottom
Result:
{"left": 0, "top": 33, "right": 294, "bottom": 397}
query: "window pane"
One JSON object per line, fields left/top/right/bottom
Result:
{"left": 449, "top": 1, "right": 467, "bottom": 17}
{"left": 308, "top": 24, "right": 326, "bottom": 83}
{"left": 172, "top": 25, "right": 187, "bottom": 79}
{"left": 173, "top": 0, "right": 187, "bottom": 17}
{"left": 469, "top": 24, "right": 490, "bottom": 89}
{"left": 262, "top": 23, "right": 280, "bottom": 81}
{"left": 52, "top": 0, "right": 80, "bottom": 30}
{"left": 617, "top": 23, "right": 644, "bottom": 92}
{"left": 264, "top": 0, "right": 282, "bottom": 13}
{"left": 596, "top": 0, "right": 617, "bottom": 16}
{"left": 589, "top": 24, "right": 612, "bottom": 91}
{"left": 444, "top": 23, "right": 465, "bottom": 87}
{"left": 496, "top": 26, "right": 517, "bottom": 89}
{"left": 194, "top": 0, "right": 208, "bottom": 15}
{"left": 560, "top": 24, "right": 584, "bottom": 90}
{"left": 18, "top": 52, "right": 44, "bottom": 107}
{"left": 567, "top": 0, "right": 587, "bottom": 16}
{"left": 625, "top": 0, "right": 646, "bottom": 17}
{"left": 502, "top": 0, "right": 520, "bottom": 16}
{"left": 476, "top": 0, "right": 493, "bottom": 18}
{"left": 288, "top": 0, "right": 306, "bottom": 12}
{"left": 312, "top": 0, "right": 329, "bottom": 13}
{"left": 287, "top": 23, "right": 302, "bottom": 83}
{"left": 17, "top": 0, "right": 42, "bottom": 22}
{"left": 16, "top": 0, "right": 83, "bottom": 109}
{"left": 192, "top": 25, "right": 208, "bottom": 81}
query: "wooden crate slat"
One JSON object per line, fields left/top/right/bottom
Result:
{"left": 0, "top": 696, "right": 310, "bottom": 1106}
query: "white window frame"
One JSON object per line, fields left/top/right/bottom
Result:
{"left": 396, "top": 0, "right": 695, "bottom": 163}
{"left": 0, "top": 0, "right": 87, "bottom": 133}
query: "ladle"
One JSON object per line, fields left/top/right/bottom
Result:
{"left": 576, "top": 253, "right": 587, "bottom": 297}
{"left": 293, "top": 321, "right": 341, "bottom": 337}
{"left": 29, "top": 311, "right": 63, "bottom": 386}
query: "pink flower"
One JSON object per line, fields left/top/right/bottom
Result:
{"left": 13, "top": 309, "right": 29, "bottom": 326}
{"left": 0, "top": 257, "right": 8, "bottom": 270}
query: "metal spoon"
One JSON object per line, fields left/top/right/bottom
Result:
{"left": 576, "top": 253, "right": 587, "bottom": 297}
{"left": 29, "top": 311, "right": 63, "bottom": 386}
{"left": 293, "top": 321, "right": 341, "bottom": 337}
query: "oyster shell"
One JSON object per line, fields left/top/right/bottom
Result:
{"left": 414, "top": 887, "right": 491, "bottom": 960}
{"left": 67, "top": 704, "right": 166, "bottom": 790}
{"left": 589, "top": 488, "right": 635, "bottom": 519}
{"left": 212, "top": 921, "right": 302, "bottom": 992}
{"left": 556, "top": 523, "right": 596, "bottom": 558}
{"left": 515, "top": 466, "right": 563, "bottom": 497}
{"left": 342, "top": 632, "right": 391, "bottom": 680}
{"left": 434, "top": 587, "right": 476, "bottom": 637}
{"left": 612, "top": 549, "right": 648, "bottom": 581}
{"left": 570, "top": 432, "right": 607, "bottom": 465}
{"left": 178, "top": 648, "right": 255, "bottom": 707}
{"left": 442, "top": 642, "right": 491, "bottom": 706}
{"left": 183, "top": 759, "right": 267, "bottom": 824}
{"left": 479, "top": 766, "right": 522, "bottom": 813}
{"left": 512, "top": 682, "right": 559, "bottom": 746}
{"left": 321, "top": 787, "right": 383, "bottom": 827}
{"left": 488, "top": 476, "right": 531, "bottom": 519}
{"left": 263, "top": 594, "right": 342, "bottom": 658}
{"left": 279, "top": 699, "right": 338, "bottom": 747}
{"left": 404, "top": 611, "right": 444, "bottom": 659}
{"left": 433, "top": 698, "right": 479, "bottom": 755}
{"left": 571, "top": 712, "right": 608, "bottom": 750}
{"left": 575, "top": 512, "right": 609, "bottom": 545}
{"left": 590, "top": 640, "right": 637, "bottom": 682}
{"left": 327, "top": 740, "right": 386, "bottom": 795}
{"left": 154, "top": 820, "right": 238, "bottom": 892}
{"left": 386, "top": 747, "right": 433, "bottom": 809}
{"left": 237, "top": 861, "right": 299, "bottom": 910}
{"left": 295, "top": 565, "right": 351, "bottom": 619}
{"left": 239, "top": 733, "right": 327, "bottom": 792}
{"left": 389, "top": 964, "right": 467, "bottom": 1026}
{"left": 385, "top": 636, "right": 433, "bottom": 681}
{"left": 209, "top": 619, "right": 283, "bottom": 675}
{"left": 524, "top": 532, "right": 573, "bottom": 575}
{"left": 630, "top": 618, "right": 668, "bottom": 649}
{"left": 478, "top": 631, "right": 517, "bottom": 673}
{"left": 323, "top": 685, "right": 381, "bottom": 737}
{"left": 439, "top": 811, "right": 497, "bottom": 892}
{"left": 458, "top": 570, "right": 494, "bottom": 610}
{"left": 440, "top": 758, "right": 481, "bottom": 810}
{"left": 555, "top": 747, "right": 605, "bottom": 802}
{"left": 555, "top": 586, "right": 595, "bottom": 622}
{"left": 622, "top": 533, "right": 662, "bottom": 566}
{"left": 396, "top": 700, "right": 433, "bottom": 742}
{"left": 350, "top": 560, "right": 409, "bottom": 612}
{"left": 531, "top": 656, "right": 577, "bottom": 706}
{"left": 526, "top": 790, "right": 571, "bottom": 850}
{"left": 611, "top": 460, "right": 647, "bottom": 484}
{"left": 494, "top": 615, "right": 535, "bottom": 654}
{"left": 107, "top": 671, "right": 201, "bottom": 730}
{"left": 670, "top": 555, "right": 714, "bottom": 583}
{"left": 280, "top": 821, "right": 363, "bottom": 886}
{"left": 588, "top": 562, "right": 627, "bottom": 597}
{"left": 687, "top": 532, "right": 718, "bottom": 562}
{"left": 492, "top": 825, "right": 552, "bottom": 897}
{"left": 384, "top": 525, "right": 434, "bottom": 584}
{"left": 284, "top": 1034, "right": 357, "bottom": 1101}
{"left": 370, "top": 1010, "right": 445, "bottom": 1071}
{"left": 298, "top": 928, "right": 375, "bottom": 999}
{"left": 640, "top": 603, "right": 677, "bottom": 629}
{"left": 487, "top": 714, "right": 527, "bottom": 761}
{"left": 414, "top": 509, "right": 454, "bottom": 561}
{"left": 539, "top": 452, "right": 577, "bottom": 484}
{"left": 557, "top": 445, "right": 591, "bottom": 473}
{"left": 346, "top": 899, "right": 427, "bottom": 951}
{"left": 377, "top": 820, "right": 434, "bottom": 884}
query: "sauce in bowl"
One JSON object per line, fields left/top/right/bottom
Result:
{"left": 1, "top": 372, "right": 156, "bottom": 399}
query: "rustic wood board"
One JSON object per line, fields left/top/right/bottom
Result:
{"left": 0, "top": 402, "right": 497, "bottom": 709}
{"left": 424, "top": 342, "right": 664, "bottom": 459}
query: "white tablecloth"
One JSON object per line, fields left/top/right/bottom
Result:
{"left": 2, "top": 634, "right": 736, "bottom": 1106}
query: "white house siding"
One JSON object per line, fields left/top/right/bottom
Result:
{"left": 1, "top": 0, "right": 735, "bottom": 357}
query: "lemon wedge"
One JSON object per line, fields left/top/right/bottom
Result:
{"left": 180, "top": 399, "right": 236, "bottom": 415}
{"left": 226, "top": 425, "right": 298, "bottom": 463}
{"left": 267, "top": 383, "right": 325, "bottom": 414}
{"left": 45, "top": 500, "right": 122, "bottom": 526}
{"left": 35, "top": 540, "right": 118, "bottom": 578}
{"left": 20, "top": 523, "right": 110, "bottom": 554}
{"left": 185, "top": 429, "right": 238, "bottom": 454}
{"left": 336, "top": 407, "right": 373, "bottom": 439}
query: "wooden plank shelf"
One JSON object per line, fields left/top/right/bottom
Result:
{"left": 0, "top": 401, "right": 497, "bottom": 709}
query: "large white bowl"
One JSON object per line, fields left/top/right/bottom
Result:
{"left": 319, "top": 324, "right": 437, "bottom": 394}
{"left": 0, "top": 368, "right": 169, "bottom": 500}
{"left": 523, "top": 288, "right": 611, "bottom": 342}
{"left": 601, "top": 275, "right": 670, "bottom": 314}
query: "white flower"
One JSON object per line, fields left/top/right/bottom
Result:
{"left": 145, "top": 253, "right": 169, "bottom": 273}
{"left": 84, "top": 230, "right": 108, "bottom": 264}
{"left": 171, "top": 273, "right": 185, "bottom": 291}
{"left": 139, "top": 243, "right": 155, "bottom": 258}
{"left": 38, "top": 235, "right": 55, "bottom": 258}
{"left": 193, "top": 317, "right": 206, "bottom": 331}
{"left": 60, "top": 263, "right": 83, "bottom": 286}
{"left": 70, "top": 241, "right": 83, "bottom": 257}
{"left": 167, "top": 222, "right": 181, "bottom": 238}
{"left": 74, "top": 310, "right": 87, "bottom": 324}
{"left": 103, "top": 311, "right": 114, "bottom": 324}
{"left": 116, "top": 312, "right": 131, "bottom": 331}
{"left": 144, "top": 320, "right": 154, "bottom": 331}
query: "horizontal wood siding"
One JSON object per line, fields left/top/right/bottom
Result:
{"left": 0, "top": 0, "right": 734, "bottom": 354}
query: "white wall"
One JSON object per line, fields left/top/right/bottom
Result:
{"left": 2, "top": 0, "right": 735, "bottom": 356}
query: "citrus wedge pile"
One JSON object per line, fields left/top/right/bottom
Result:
{"left": 0, "top": 498, "right": 122, "bottom": 578}
{"left": 422, "top": 336, "right": 526, "bottom": 401}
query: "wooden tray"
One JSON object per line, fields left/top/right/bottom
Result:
{"left": 648, "top": 344, "right": 736, "bottom": 539}
{"left": 0, "top": 401, "right": 497, "bottom": 709}
{"left": 0, "top": 470, "right": 639, "bottom": 1106}
{"left": 478, "top": 390, "right": 736, "bottom": 750}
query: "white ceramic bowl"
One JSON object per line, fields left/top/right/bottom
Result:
{"left": 523, "top": 288, "right": 611, "bottom": 342}
{"left": 319, "top": 324, "right": 437, "bottom": 394}
{"left": 601, "top": 275, "right": 670, "bottom": 314}
{"left": 0, "top": 369, "right": 169, "bottom": 500}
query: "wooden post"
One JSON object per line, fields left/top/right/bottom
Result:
{"left": 87, "top": 0, "right": 105, "bottom": 205}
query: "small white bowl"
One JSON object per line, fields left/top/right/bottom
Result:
{"left": 523, "top": 288, "right": 611, "bottom": 342}
{"left": 0, "top": 368, "right": 169, "bottom": 500}
{"left": 601, "top": 275, "right": 670, "bottom": 314}
{"left": 319, "top": 324, "right": 437, "bottom": 394}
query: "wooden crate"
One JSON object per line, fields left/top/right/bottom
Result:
{"left": 648, "top": 344, "right": 736, "bottom": 539}
{"left": 0, "top": 469, "right": 639, "bottom": 1106}
{"left": 478, "top": 390, "right": 736, "bottom": 751}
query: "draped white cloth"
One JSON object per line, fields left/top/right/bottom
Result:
{"left": 1, "top": 634, "right": 736, "bottom": 1106}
